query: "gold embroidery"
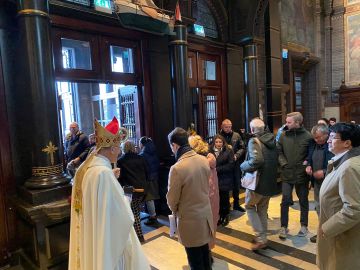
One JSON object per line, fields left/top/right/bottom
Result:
{"left": 32, "top": 164, "right": 63, "bottom": 177}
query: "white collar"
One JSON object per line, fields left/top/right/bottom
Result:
{"left": 331, "top": 150, "right": 349, "bottom": 162}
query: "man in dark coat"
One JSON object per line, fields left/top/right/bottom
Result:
{"left": 305, "top": 124, "right": 334, "bottom": 243}
{"left": 240, "top": 118, "right": 278, "bottom": 250}
{"left": 219, "top": 119, "right": 246, "bottom": 212}
{"left": 64, "top": 122, "right": 90, "bottom": 175}
{"left": 277, "top": 112, "right": 312, "bottom": 240}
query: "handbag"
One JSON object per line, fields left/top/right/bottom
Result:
{"left": 241, "top": 171, "right": 259, "bottom": 190}
{"left": 241, "top": 137, "right": 261, "bottom": 191}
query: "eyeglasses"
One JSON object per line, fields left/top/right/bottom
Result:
{"left": 328, "top": 135, "right": 342, "bottom": 140}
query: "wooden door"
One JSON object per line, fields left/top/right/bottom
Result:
{"left": 187, "top": 48, "right": 225, "bottom": 140}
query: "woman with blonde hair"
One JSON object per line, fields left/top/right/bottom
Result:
{"left": 188, "top": 135, "right": 219, "bottom": 250}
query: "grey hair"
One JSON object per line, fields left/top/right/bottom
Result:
{"left": 287, "top": 112, "right": 303, "bottom": 124}
{"left": 250, "top": 118, "right": 265, "bottom": 134}
{"left": 311, "top": 124, "right": 329, "bottom": 135}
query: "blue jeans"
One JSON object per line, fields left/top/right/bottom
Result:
{"left": 146, "top": 200, "right": 156, "bottom": 217}
{"left": 280, "top": 182, "right": 309, "bottom": 228}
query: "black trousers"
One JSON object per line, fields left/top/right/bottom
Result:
{"left": 280, "top": 181, "right": 309, "bottom": 227}
{"left": 219, "top": 190, "right": 230, "bottom": 218}
{"left": 232, "top": 160, "right": 241, "bottom": 206}
{"left": 185, "top": 243, "right": 212, "bottom": 270}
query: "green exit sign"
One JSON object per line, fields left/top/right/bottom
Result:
{"left": 94, "top": 0, "right": 112, "bottom": 14}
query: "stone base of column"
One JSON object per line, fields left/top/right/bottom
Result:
{"left": 24, "top": 173, "right": 71, "bottom": 190}
{"left": 18, "top": 183, "right": 72, "bottom": 205}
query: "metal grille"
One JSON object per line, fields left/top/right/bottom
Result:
{"left": 204, "top": 95, "right": 218, "bottom": 142}
{"left": 119, "top": 88, "right": 137, "bottom": 142}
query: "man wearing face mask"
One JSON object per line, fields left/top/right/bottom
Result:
{"left": 167, "top": 127, "right": 214, "bottom": 270}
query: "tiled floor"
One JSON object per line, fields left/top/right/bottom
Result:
{"left": 141, "top": 190, "right": 319, "bottom": 270}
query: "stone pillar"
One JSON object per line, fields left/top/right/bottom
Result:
{"left": 17, "top": 0, "right": 70, "bottom": 189}
{"left": 243, "top": 44, "right": 259, "bottom": 129}
{"left": 169, "top": 24, "right": 192, "bottom": 129}
{"left": 264, "top": 0, "right": 283, "bottom": 132}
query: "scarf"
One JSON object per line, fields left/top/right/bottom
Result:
{"left": 175, "top": 144, "right": 192, "bottom": 161}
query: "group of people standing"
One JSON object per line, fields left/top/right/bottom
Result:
{"left": 166, "top": 113, "right": 360, "bottom": 270}
{"left": 66, "top": 113, "right": 360, "bottom": 270}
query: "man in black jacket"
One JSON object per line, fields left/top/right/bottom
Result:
{"left": 64, "top": 122, "right": 90, "bottom": 174}
{"left": 305, "top": 124, "right": 334, "bottom": 243}
{"left": 220, "top": 119, "right": 246, "bottom": 212}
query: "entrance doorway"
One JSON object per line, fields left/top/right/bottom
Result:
{"left": 188, "top": 48, "right": 225, "bottom": 142}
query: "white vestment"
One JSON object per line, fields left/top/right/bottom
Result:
{"left": 68, "top": 155, "right": 150, "bottom": 270}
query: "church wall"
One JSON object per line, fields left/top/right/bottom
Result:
{"left": 303, "top": 65, "right": 321, "bottom": 128}
{"left": 280, "top": 0, "right": 315, "bottom": 53}
{"left": 331, "top": 6, "right": 345, "bottom": 98}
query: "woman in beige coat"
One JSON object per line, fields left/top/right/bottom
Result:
{"left": 317, "top": 123, "right": 360, "bottom": 270}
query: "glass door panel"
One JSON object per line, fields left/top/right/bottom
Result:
{"left": 200, "top": 89, "right": 221, "bottom": 142}
{"left": 61, "top": 38, "right": 92, "bottom": 70}
{"left": 56, "top": 81, "right": 141, "bottom": 144}
{"left": 110, "top": 46, "right": 134, "bottom": 73}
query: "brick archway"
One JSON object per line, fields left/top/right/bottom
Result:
{"left": 203, "top": 0, "right": 228, "bottom": 42}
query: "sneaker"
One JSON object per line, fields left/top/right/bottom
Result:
{"left": 297, "top": 226, "right": 308, "bottom": 237}
{"left": 310, "top": 235, "right": 317, "bottom": 243}
{"left": 279, "top": 227, "right": 289, "bottom": 240}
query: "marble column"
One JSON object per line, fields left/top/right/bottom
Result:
{"left": 243, "top": 44, "right": 259, "bottom": 129}
{"left": 169, "top": 24, "right": 192, "bottom": 129}
{"left": 17, "top": 0, "right": 70, "bottom": 189}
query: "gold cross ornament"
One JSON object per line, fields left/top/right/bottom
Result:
{"left": 42, "top": 141, "right": 58, "bottom": 165}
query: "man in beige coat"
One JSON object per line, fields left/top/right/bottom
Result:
{"left": 317, "top": 123, "right": 360, "bottom": 270}
{"left": 167, "top": 127, "right": 214, "bottom": 270}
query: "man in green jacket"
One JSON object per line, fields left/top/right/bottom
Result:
{"left": 277, "top": 112, "right": 312, "bottom": 240}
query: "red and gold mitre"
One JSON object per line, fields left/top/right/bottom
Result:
{"left": 94, "top": 117, "right": 121, "bottom": 148}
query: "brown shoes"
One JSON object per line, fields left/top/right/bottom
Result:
{"left": 251, "top": 241, "right": 267, "bottom": 251}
